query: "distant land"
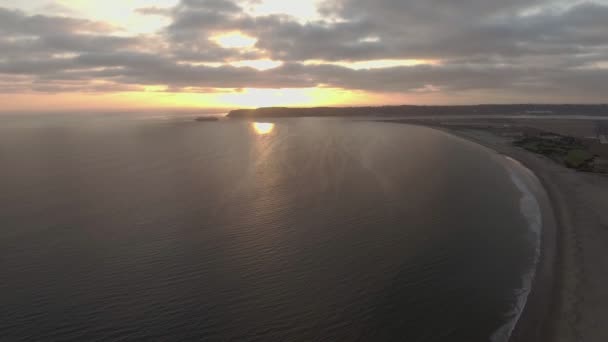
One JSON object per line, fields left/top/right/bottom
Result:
{"left": 228, "top": 105, "right": 608, "bottom": 118}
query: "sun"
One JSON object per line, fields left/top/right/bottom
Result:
{"left": 218, "top": 88, "right": 314, "bottom": 108}
{"left": 252, "top": 122, "right": 275, "bottom": 135}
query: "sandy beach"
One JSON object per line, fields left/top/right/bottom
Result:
{"left": 414, "top": 124, "right": 608, "bottom": 342}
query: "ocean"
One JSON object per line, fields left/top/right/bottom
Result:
{"left": 0, "top": 115, "right": 540, "bottom": 341}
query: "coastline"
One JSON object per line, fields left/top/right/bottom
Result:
{"left": 494, "top": 155, "right": 546, "bottom": 342}
{"left": 430, "top": 126, "right": 560, "bottom": 342}
{"left": 410, "top": 123, "right": 608, "bottom": 342}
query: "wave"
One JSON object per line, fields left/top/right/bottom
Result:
{"left": 491, "top": 156, "right": 543, "bottom": 342}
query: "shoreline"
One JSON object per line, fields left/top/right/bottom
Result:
{"left": 494, "top": 156, "right": 546, "bottom": 342}
{"left": 445, "top": 128, "right": 560, "bottom": 342}
{"left": 410, "top": 122, "right": 608, "bottom": 342}
{"left": 405, "top": 123, "right": 562, "bottom": 342}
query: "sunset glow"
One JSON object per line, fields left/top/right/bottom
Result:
{"left": 230, "top": 60, "right": 284, "bottom": 71}
{"left": 2, "top": 2, "right": 608, "bottom": 342}
{"left": 243, "top": 0, "right": 321, "bottom": 21}
{"left": 0, "top": 87, "right": 408, "bottom": 113}
{"left": 211, "top": 32, "right": 258, "bottom": 49}
{"left": 1, "top": 0, "right": 606, "bottom": 112}
{"left": 215, "top": 88, "right": 385, "bottom": 109}
{"left": 252, "top": 122, "right": 275, "bottom": 135}
{"left": 305, "top": 59, "right": 441, "bottom": 70}
{"left": 56, "top": 0, "right": 177, "bottom": 34}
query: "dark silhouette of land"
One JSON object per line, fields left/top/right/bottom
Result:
{"left": 228, "top": 105, "right": 608, "bottom": 118}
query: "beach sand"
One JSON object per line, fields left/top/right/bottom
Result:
{"left": 430, "top": 126, "right": 608, "bottom": 342}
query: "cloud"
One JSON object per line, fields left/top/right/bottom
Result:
{"left": 244, "top": 1, "right": 608, "bottom": 62}
{"left": 0, "top": 0, "right": 607, "bottom": 103}
{"left": 0, "top": 7, "right": 118, "bottom": 35}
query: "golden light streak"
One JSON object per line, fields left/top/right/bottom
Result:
{"left": 0, "top": 87, "right": 413, "bottom": 113}
{"left": 211, "top": 32, "right": 258, "bottom": 49}
{"left": 304, "top": 59, "right": 441, "bottom": 70}
{"left": 230, "top": 60, "right": 283, "bottom": 71}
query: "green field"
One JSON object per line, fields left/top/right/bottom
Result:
{"left": 565, "top": 149, "right": 594, "bottom": 169}
{"left": 515, "top": 135, "right": 595, "bottom": 171}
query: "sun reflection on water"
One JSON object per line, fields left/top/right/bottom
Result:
{"left": 252, "top": 122, "right": 275, "bottom": 135}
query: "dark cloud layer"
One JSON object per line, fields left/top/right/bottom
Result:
{"left": 0, "top": 0, "right": 607, "bottom": 102}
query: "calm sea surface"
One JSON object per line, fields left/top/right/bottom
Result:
{"left": 0, "top": 115, "right": 538, "bottom": 341}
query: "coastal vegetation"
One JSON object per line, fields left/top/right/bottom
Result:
{"left": 514, "top": 134, "right": 597, "bottom": 172}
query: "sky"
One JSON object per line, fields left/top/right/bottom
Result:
{"left": 1, "top": 0, "right": 607, "bottom": 112}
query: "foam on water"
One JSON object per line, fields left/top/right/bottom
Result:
{"left": 491, "top": 156, "right": 543, "bottom": 342}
